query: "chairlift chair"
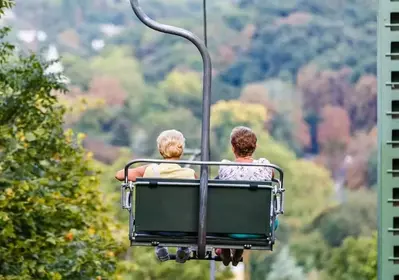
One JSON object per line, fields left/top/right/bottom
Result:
{"left": 120, "top": 0, "right": 286, "bottom": 262}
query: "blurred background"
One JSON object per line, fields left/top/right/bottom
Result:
{"left": 0, "top": 0, "right": 378, "bottom": 279}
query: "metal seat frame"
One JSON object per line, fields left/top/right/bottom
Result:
{"left": 121, "top": 159, "right": 285, "bottom": 260}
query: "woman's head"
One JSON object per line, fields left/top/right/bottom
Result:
{"left": 157, "top": 129, "right": 185, "bottom": 159}
{"left": 230, "top": 126, "right": 257, "bottom": 157}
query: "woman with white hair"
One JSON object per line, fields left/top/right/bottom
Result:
{"left": 115, "top": 129, "right": 196, "bottom": 181}
{"left": 115, "top": 129, "right": 196, "bottom": 263}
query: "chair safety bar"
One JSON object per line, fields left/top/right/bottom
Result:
{"left": 121, "top": 159, "right": 285, "bottom": 213}
{"left": 123, "top": 159, "right": 284, "bottom": 184}
{"left": 272, "top": 178, "right": 284, "bottom": 214}
{"left": 121, "top": 181, "right": 133, "bottom": 210}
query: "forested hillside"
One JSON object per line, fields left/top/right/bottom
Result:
{"left": 1, "top": 0, "right": 378, "bottom": 279}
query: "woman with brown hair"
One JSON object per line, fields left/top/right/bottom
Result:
{"left": 216, "top": 126, "right": 276, "bottom": 266}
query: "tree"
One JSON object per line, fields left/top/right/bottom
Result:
{"left": 324, "top": 233, "right": 377, "bottom": 280}
{"left": 347, "top": 75, "right": 377, "bottom": 132}
{"left": 58, "top": 86, "right": 106, "bottom": 127}
{"left": 135, "top": 108, "right": 202, "bottom": 157}
{"left": 219, "top": 0, "right": 376, "bottom": 87}
{"left": 239, "top": 82, "right": 270, "bottom": 106}
{"left": 87, "top": 76, "right": 127, "bottom": 107}
{"left": 210, "top": 100, "right": 268, "bottom": 156}
{"left": 89, "top": 46, "right": 145, "bottom": 94}
{"left": 309, "top": 189, "right": 377, "bottom": 247}
{"left": 317, "top": 105, "right": 351, "bottom": 173}
{"left": 0, "top": 4, "right": 120, "bottom": 277}
{"left": 251, "top": 132, "right": 335, "bottom": 229}
{"left": 159, "top": 70, "right": 203, "bottom": 118}
{"left": 297, "top": 65, "right": 353, "bottom": 116}
{"left": 267, "top": 246, "right": 306, "bottom": 280}
{"left": 345, "top": 130, "right": 377, "bottom": 189}
{"left": 61, "top": 54, "right": 93, "bottom": 90}
{"left": 83, "top": 137, "right": 123, "bottom": 164}
{"left": 289, "top": 232, "right": 331, "bottom": 273}
{"left": 240, "top": 79, "right": 310, "bottom": 155}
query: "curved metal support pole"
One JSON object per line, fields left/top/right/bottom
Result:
{"left": 184, "top": 148, "right": 201, "bottom": 168}
{"left": 129, "top": 0, "right": 212, "bottom": 258}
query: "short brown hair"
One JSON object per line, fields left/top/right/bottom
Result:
{"left": 230, "top": 126, "right": 257, "bottom": 157}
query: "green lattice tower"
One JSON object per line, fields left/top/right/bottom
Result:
{"left": 378, "top": 1, "right": 399, "bottom": 279}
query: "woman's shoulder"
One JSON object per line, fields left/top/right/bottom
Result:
{"left": 219, "top": 159, "right": 233, "bottom": 169}
{"left": 218, "top": 159, "right": 233, "bottom": 175}
{"left": 255, "top": 158, "right": 271, "bottom": 164}
{"left": 184, "top": 167, "right": 196, "bottom": 179}
{"left": 218, "top": 159, "right": 232, "bottom": 166}
{"left": 181, "top": 167, "right": 196, "bottom": 174}
{"left": 143, "top": 163, "right": 158, "bottom": 177}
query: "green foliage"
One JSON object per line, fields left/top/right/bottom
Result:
{"left": 266, "top": 81, "right": 307, "bottom": 154}
{"left": 255, "top": 133, "right": 334, "bottom": 228}
{"left": 267, "top": 246, "right": 306, "bottom": 280}
{"left": 290, "top": 232, "right": 331, "bottom": 273}
{"left": 159, "top": 70, "right": 202, "bottom": 118}
{"left": 268, "top": 112, "right": 300, "bottom": 153}
{"left": 0, "top": 0, "right": 13, "bottom": 13}
{"left": 136, "top": 108, "right": 201, "bottom": 157}
{"left": 289, "top": 190, "right": 377, "bottom": 276}
{"left": 219, "top": 0, "right": 376, "bottom": 89}
{"left": 62, "top": 54, "right": 93, "bottom": 90}
{"left": 89, "top": 47, "right": 145, "bottom": 93}
{"left": 211, "top": 100, "right": 267, "bottom": 154}
{"left": 8, "top": 1, "right": 381, "bottom": 279}
{"left": 323, "top": 233, "right": 377, "bottom": 280}
{"left": 248, "top": 251, "right": 276, "bottom": 280}
{"left": 0, "top": 16, "right": 120, "bottom": 279}
{"left": 310, "top": 190, "right": 377, "bottom": 247}
{"left": 73, "top": 107, "right": 118, "bottom": 143}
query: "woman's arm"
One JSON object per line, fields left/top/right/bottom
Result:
{"left": 115, "top": 165, "right": 148, "bottom": 181}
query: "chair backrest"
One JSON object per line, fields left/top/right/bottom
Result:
{"left": 134, "top": 178, "right": 273, "bottom": 236}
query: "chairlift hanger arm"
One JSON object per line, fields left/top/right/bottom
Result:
{"left": 128, "top": 0, "right": 211, "bottom": 161}
{"left": 129, "top": 0, "right": 212, "bottom": 259}
{"left": 128, "top": 0, "right": 212, "bottom": 163}
{"left": 129, "top": 0, "right": 212, "bottom": 156}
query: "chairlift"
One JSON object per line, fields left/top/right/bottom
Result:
{"left": 120, "top": 0, "right": 286, "bottom": 262}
